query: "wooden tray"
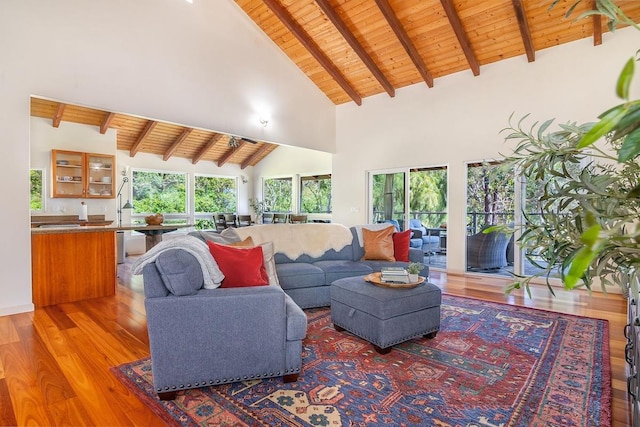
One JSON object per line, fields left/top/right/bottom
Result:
{"left": 364, "top": 272, "right": 425, "bottom": 289}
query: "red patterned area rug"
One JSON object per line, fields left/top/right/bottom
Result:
{"left": 112, "top": 294, "right": 611, "bottom": 426}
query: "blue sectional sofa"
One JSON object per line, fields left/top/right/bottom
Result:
{"left": 197, "top": 223, "right": 429, "bottom": 309}
{"left": 140, "top": 223, "right": 428, "bottom": 399}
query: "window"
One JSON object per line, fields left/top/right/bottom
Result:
{"left": 300, "top": 174, "right": 331, "bottom": 213}
{"left": 466, "top": 162, "right": 514, "bottom": 234}
{"left": 264, "top": 177, "right": 292, "bottom": 212}
{"left": 30, "top": 169, "right": 44, "bottom": 212}
{"left": 194, "top": 175, "right": 237, "bottom": 229}
{"left": 410, "top": 167, "right": 447, "bottom": 228}
{"left": 132, "top": 170, "right": 187, "bottom": 222}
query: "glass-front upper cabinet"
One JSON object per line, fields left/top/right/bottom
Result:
{"left": 51, "top": 150, "right": 115, "bottom": 198}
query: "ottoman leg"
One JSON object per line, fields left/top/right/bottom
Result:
{"left": 334, "top": 324, "right": 345, "bottom": 332}
{"left": 424, "top": 331, "right": 438, "bottom": 339}
{"left": 373, "top": 344, "right": 392, "bottom": 355}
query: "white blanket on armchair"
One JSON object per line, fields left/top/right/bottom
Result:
{"left": 232, "top": 223, "right": 353, "bottom": 260}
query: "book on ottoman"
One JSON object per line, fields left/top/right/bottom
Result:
{"left": 380, "top": 267, "right": 410, "bottom": 284}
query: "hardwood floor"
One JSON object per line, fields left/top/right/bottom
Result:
{"left": 0, "top": 267, "right": 632, "bottom": 426}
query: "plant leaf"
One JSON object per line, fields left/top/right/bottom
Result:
{"left": 618, "top": 127, "right": 640, "bottom": 161}
{"left": 617, "top": 57, "right": 635, "bottom": 99}
{"left": 578, "top": 104, "right": 628, "bottom": 148}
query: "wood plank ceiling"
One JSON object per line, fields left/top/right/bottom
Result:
{"left": 30, "top": 98, "right": 278, "bottom": 168}
{"left": 234, "top": 0, "right": 640, "bottom": 105}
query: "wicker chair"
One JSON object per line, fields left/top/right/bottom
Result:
{"left": 466, "top": 230, "right": 510, "bottom": 270}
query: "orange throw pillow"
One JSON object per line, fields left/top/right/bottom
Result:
{"left": 206, "top": 241, "right": 269, "bottom": 288}
{"left": 361, "top": 226, "right": 395, "bottom": 261}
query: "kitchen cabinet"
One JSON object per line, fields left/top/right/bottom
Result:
{"left": 52, "top": 149, "right": 115, "bottom": 198}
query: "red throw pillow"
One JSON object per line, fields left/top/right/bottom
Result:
{"left": 392, "top": 229, "right": 411, "bottom": 262}
{"left": 206, "top": 241, "right": 269, "bottom": 288}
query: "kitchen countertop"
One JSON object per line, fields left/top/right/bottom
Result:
{"left": 31, "top": 223, "right": 193, "bottom": 234}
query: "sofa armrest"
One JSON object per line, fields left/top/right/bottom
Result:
{"left": 145, "top": 285, "right": 291, "bottom": 389}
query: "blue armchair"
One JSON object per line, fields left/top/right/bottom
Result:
{"left": 142, "top": 249, "right": 307, "bottom": 400}
{"left": 409, "top": 219, "right": 440, "bottom": 252}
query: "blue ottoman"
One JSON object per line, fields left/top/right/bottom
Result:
{"left": 330, "top": 276, "right": 441, "bottom": 354}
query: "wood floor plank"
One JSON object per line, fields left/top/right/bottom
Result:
{"left": 59, "top": 328, "right": 163, "bottom": 426}
{"left": 0, "top": 316, "right": 19, "bottom": 346}
{"left": 0, "top": 378, "right": 18, "bottom": 426}
{"left": 0, "top": 343, "right": 54, "bottom": 426}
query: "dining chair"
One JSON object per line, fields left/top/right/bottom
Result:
{"left": 273, "top": 213, "right": 288, "bottom": 223}
{"left": 238, "top": 215, "right": 252, "bottom": 227}
{"left": 262, "top": 213, "right": 274, "bottom": 224}
{"left": 224, "top": 214, "right": 238, "bottom": 228}
{"left": 289, "top": 214, "right": 307, "bottom": 224}
{"left": 214, "top": 214, "right": 227, "bottom": 232}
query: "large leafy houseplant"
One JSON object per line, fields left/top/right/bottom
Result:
{"left": 499, "top": 0, "right": 640, "bottom": 297}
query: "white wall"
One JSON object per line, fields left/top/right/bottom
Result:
{"left": 0, "top": 0, "right": 335, "bottom": 316}
{"left": 333, "top": 27, "right": 640, "bottom": 274}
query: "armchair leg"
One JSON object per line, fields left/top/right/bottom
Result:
{"left": 283, "top": 373, "right": 299, "bottom": 383}
{"left": 157, "top": 391, "right": 177, "bottom": 401}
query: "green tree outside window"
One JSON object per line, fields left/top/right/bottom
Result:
{"left": 264, "top": 177, "right": 292, "bottom": 212}
{"left": 132, "top": 170, "right": 186, "bottom": 214}
{"left": 300, "top": 175, "right": 331, "bottom": 213}
{"left": 195, "top": 175, "right": 237, "bottom": 213}
{"left": 30, "top": 169, "right": 43, "bottom": 211}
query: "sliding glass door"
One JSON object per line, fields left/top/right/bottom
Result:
{"left": 368, "top": 166, "right": 448, "bottom": 269}
{"left": 370, "top": 170, "right": 407, "bottom": 229}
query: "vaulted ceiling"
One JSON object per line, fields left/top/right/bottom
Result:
{"left": 234, "top": 0, "right": 640, "bottom": 105}
{"left": 30, "top": 98, "right": 279, "bottom": 168}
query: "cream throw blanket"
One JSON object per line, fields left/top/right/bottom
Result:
{"left": 232, "top": 223, "right": 353, "bottom": 260}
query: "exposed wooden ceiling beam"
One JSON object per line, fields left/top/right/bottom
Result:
{"left": 217, "top": 141, "right": 246, "bottom": 167}
{"left": 315, "top": 0, "right": 395, "bottom": 98}
{"left": 193, "top": 133, "right": 223, "bottom": 164}
{"left": 262, "top": 0, "right": 362, "bottom": 105}
{"left": 439, "top": 0, "right": 480, "bottom": 76}
{"left": 511, "top": 0, "right": 535, "bottom": 62}
{"left": 163, "top": 128, "right": 193, "bottom": 161}
{"left": 129, "top": 120, "right": 157, "bottom": 157}
{"left": 53, "top": 103, "right": 66, "bottom": 128}
{"left": 592, "top": 0, "right": 602, "bottom": 46}
{"left": 241, "top": 145, "right": 270, "bottom": 169}
{"left": 375, "top": 0, "right": 434, "bottom": 88}
{"left": 100, "top": 112, "right": 115, "bottom": 134}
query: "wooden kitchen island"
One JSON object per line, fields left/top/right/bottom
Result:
{"left": 31, "top": 226, "right": 118, "bottom": 307}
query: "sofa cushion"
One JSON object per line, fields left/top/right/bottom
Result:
{"left": 207, "top": 241, "right": 269, "bottom": 288}
{"left": 392, "top": 229, "right": 411, "bottom": 262}
{"left": 361, "top": 227, "right": 395, "bottom": 261}
{"left": 313, "top": 260, "right": 373, "bottom": 284}
{"left": 155, "top": 249, "right": 204, "bottom": 296}
{"left": 276, "top": 263, "right": 326, "bottom": 290}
